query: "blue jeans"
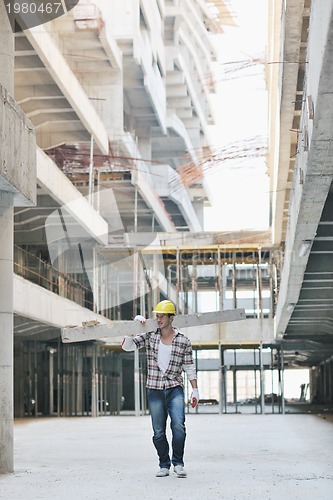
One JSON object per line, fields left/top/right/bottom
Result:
{"left": 147, "top": 386, "right": 186, "bottom": 469}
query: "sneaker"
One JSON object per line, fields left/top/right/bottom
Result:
{"left": 156, "top": 468, "right": 170, "bottom": 477}
{"left": 174, "top": 465, "right": 187, "bottom": 478}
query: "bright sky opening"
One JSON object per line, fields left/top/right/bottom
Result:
{"left": 204, "top": 0, "right": 269, "bottom": 231}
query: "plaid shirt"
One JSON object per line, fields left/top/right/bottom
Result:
{"left": 133, "top": 329, "right": 196, "bottom": 389}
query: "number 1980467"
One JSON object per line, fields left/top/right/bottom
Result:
{"left": 6, "top": 3, "right": 63, "bottom": 15}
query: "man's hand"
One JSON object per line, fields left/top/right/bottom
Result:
{"left": 134, "top": 315, "right": 146, "bottom": 323}
{"left": 190, "top": 388, "right": 199, "bottom": 408}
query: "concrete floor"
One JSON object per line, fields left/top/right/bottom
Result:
{"left": 0, "top": 414, "right": 332, "bottom": 500}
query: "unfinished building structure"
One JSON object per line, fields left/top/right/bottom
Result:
{"left": 1, "top": 0, "right": 333, "bottom": 476}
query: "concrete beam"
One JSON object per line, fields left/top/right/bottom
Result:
{"left": 36, "top": 148, "right": 108, "bottom": 245}
{"left": 102, "top": 318, "right": 274, "bottom": 347}
{"left": 0, "top": 86, "right": 36, "bottom": 207}
{"left": 124, "top": 230, "right": 272, "bottom": 251}
{"left": 121, "top": 132, "right": 176, "bottom": 232}
{"left": 24, "top": 25, "right": 109, "bottom": 154}
{"left": 13, "top": 274, "right": 111, "bottom": 329}
{"left": 270, "top": 0, "right": 305, "bottom": 245}
{"left": 61, "top": 309, "right": 246, "bottom": 343}
{"left": 184, "top": 318, "right": 274, "bottom": 346}
{"left": 15, "top": 86, "right": 63, "bottom": 103}
{"left": 275, "top": 0, "right": 333, "bottom": 338}
{"left": 152, "top": 163, "right": 202, "bottom": 231}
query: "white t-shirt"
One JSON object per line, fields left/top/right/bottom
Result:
{"left": 157, "top": 341, "right": 172, "bottom": 373}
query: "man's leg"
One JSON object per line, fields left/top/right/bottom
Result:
{"left": 147, "top": 389, "right": 171, "bottom": 469}
{"left": 166, "top": 386, "right": 186, "bottom": 467}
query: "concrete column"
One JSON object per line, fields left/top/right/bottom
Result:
{"left": 0, "top": 191, "right": 14, "bottom": 474}
{"left": 137, "top": 131, "right": 152, "bottom": 161}
{"left": 0, "top": 4, "right": 14, "bottom": 94}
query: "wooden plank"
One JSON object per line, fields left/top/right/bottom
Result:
{"left": 61, "top": 308, "right": 246, "bottom": 343}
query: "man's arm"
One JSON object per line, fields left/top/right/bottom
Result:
{"left": 121, "top": 315, "right": 147, "bottom": 352}
{"left": 183, "top": 346, "right": 199, "bottom": 408}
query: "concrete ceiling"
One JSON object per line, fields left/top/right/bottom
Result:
{"left": 273, "top": 0, "right": 333, "bottom": 368}
{"left": 13, "top": 13, "right": 190, "bottom": 244}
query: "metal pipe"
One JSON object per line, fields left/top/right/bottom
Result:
{"left": 91, "top": 347, "right": 98, "bottom": 417}
{"left": 233, "top": 350, "right": 237, "bottom": 413}
{"left": 96, "top": 169, "right": 100, "bottom": 213}
{"left": 140, "top": 256, "right": 146, "bottom": 316}
{"left": 176, "top": 248, "right": 180, "bottom": 312}
{"left": 134, "top": 185, "right": 138, "bottom": 232}
{"left": 253, "top": 264, "right": 256, "bottom": 317}
{"left": 271, "top": 347, "right": 275, "bottom": 414}
{"left": 254, "top": 349, "right": 258, "bottom": 414}
{"left": 88, "top": 135, "right": 94, "bottom": 205}
{"left": 49, "top": 348, "right": 54, "bottom": 416}
{"left": 34, "top": 341, "right": 38, "bottom": 417}
{"left": 152, "top": 254, "right": 160, "bottom": 310}
{"left": 220, "top": 347, "right": 227, "bottom": 414}
{"left": 93, "top": 248, "right": 99, "bottom": 314}
{"left": 77, "top": 349, "right": 83, "bottom": 416}
{"left": 219, "top": 345, "right": 224, "bottom": 414}
{"left": 195, "top": 349, "right": 199, "bottom": 414}
{"left": 57, "top": 340, "right": 61, "bottom": 417}
{"left": 258, "top": 247, "right": 263, "bottom": 319}
{"left": 269, "top": 253, "right": 274, "bottom": 319}
{"left": 133, "top": 251, "right": 138, "bottom": 317}
{"left": 259, "top": 342, "right": 265, "bottom": 414}
{"left": 232, "top": 252, "right": 237, "bottom": 309}
{"left": 217, "top": 246, "right": 223, "bottom": 311}
{"left": 280, "top": 346, "right": 285, "bottom": 414}
{"left": 192, "top": 252, "right": 198, "bottom": 313}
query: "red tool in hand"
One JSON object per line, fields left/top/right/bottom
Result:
{"left": 191, "top": 389, "right": 199, "bottom": 408}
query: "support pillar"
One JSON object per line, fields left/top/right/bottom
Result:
{"left": 134, "top": 349, "right": 140, "bottom": 417}
{"left": 0, "top": 192, "right": 14, "bottom": 474}
{"left": 0, "top": 7, "right": 15, "bottom": 473}
{"left": 219, "top": 346, "right": 226, "bottom": 414}
{"left": 259, "top": 342, "right": 265, "bottom": 414}
{"left": 280, "top": 346, "right": 285, "bottom": 415}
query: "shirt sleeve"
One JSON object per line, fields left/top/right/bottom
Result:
{"left": 182, "top": 338, "right": 197, "bottom": 381}
{"left": 122, "top": 336, "right": 136, "bottom": 351}
{"left": 122, "top": 330, "right": 151, "bottom": 352}
{"left": 182, "top": 362, "right": 197, "bottom": 381}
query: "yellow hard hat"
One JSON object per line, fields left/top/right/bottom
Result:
{"left": 153, "top": 300, "right": 176, "bottom": 315}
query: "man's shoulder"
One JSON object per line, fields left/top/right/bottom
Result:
{"left": 145, "top": 329, "right": 161, "bottom": 340}
{"left": 174, "top": 329, "right": 190, "bottom": 342}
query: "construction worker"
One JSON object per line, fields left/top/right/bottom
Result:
{"left": 122, "top": 300, "right": 199, "bottom": 478}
